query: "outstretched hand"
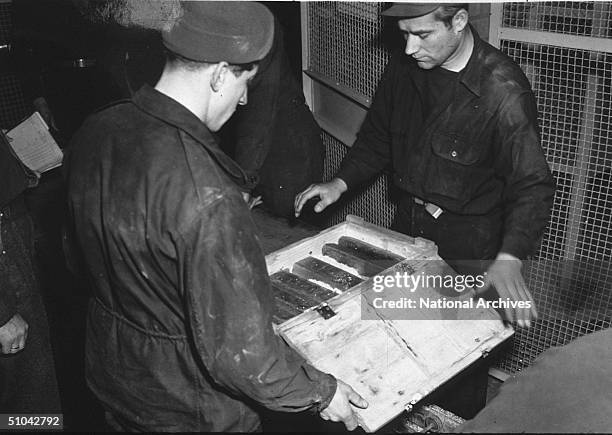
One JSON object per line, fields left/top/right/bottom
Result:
{"left": 478, "top": 252, "right": 538, "bottom": 328}
{"left": 294, "top": 178, "right": 348, "bottom": 217}
{"left": 241, "top": 192, "right": 263, "bottom": 210}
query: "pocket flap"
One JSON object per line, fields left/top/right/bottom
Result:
{"left": 431, "top": 133, "right": 480, "bottom": 166}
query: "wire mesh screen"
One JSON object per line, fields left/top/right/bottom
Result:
{"left": 308, "top": 2, "right": 389, "bottom": 102}
{"left": 498, "top": 39, "right": 612, "bottom": 372}
{"left": 0, "top": 1, "right": 29, "bottom": 129}
{"left": 503, "top": 2, "right": 612, "bottom": 37}
{"left": 320, "top": 132, "right": 396, "bottom": 228}
{"left": 0, "top": 1, "right": 11, "bottom": 42}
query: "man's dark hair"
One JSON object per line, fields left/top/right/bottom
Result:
{"left": 433, "top": 4, "right": 469, "bottom": 28}
{"left": 164, "top": 49, "right": 257, "bottom": 76}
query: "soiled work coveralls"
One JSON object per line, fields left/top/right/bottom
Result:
{"left": 65, "top": 85, "right": 336, "bottom": 431}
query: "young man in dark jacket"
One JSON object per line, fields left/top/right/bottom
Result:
{"left": 66, "top": 2, "right": 366, "bottom": 431}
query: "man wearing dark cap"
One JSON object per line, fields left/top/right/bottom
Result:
{"left": 65, "top": 2, "right": 366, "bottom": 431}
{"left": 295, "top": 3, "right": 554, "bottom": 417}
{"left": 296, "top": 3, "right": 554, "bottom": 330}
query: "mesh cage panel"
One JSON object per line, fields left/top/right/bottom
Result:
{"left": 321, "top": 132, "right": 396, "bottom": 228}
{"left": 503, "top": 2, "right": 612, "bottom": 37}
{"left": 498, "top": 39, "right": 612, "bottom": 372}
{"left": 308, "top": 2, "right": 389, "bottom": 102}
{"left": 0, "top": 2, "right": 29, "bottom": 129}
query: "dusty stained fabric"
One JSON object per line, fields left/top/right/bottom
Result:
{"left": 65, "top": 85, "right": 336, "bottom": 431}
{"left": 458, "top": 328, "right": 612, "bottom": 433}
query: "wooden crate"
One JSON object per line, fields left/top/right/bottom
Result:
{"left": 265, "top": 215, "right": 513, "bottom": 432}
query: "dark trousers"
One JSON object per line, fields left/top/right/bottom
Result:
{"left": 0, "top": 200, "right": 61, "bottom": 413}
{"left": 391, "top": 194, "right": 502, "bottom": 419}
{"left": 392, "top": 195, "right": 502, "bottom": 271}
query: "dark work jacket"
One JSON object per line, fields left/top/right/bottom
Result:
{"left": 65, "top": 85, "right": 336, "bottom": 432}
{"left": 220, "top": 18, "right": 324, "bottom": 217}
{"left": 337, "top": 28, "right": 555, "bottom": 260}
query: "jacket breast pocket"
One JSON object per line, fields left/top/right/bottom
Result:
{"left": 424, "top": 132, "right": 483, "bottom": 203}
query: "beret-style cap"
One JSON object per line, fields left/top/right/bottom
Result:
{"left": 381, "top": 3, "right": 444, "bottom": 18}
{"left": 162, "top": 1, "right": 274, "bottom": 64}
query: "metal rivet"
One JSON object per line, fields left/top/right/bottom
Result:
{"left": 451, "top": 150, "right": 458, "bottom": 158}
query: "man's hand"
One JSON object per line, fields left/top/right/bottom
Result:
{"left": 0, "top": 314, "right": 29, "bottom": 355}
{"left": 241, "top": 192, "right": 263, "bottom": 210}
{"left": 294, "top": 178, "right": 348, "bottom": 217}
{"left": 320, "top": 379, "right": 368, "bottom": 431}
{"left": 478, "top": 253, "right": 538, "bottom": 328}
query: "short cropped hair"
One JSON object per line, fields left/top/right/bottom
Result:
{"left": 433, "top": 4, "right": 469, "bottom": 28}
{"left": 164, "top": 49, "right": 257, "bottom": 77}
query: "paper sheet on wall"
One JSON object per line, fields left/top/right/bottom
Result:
{"left": 6, "top": 112, "right": 63, "bottom": 176}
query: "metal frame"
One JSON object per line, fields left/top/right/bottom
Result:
{"left": 489, "top": 2, "right": 612, "bottom": 53}
{"left": 497, "top": 27, "right": 612, "bottom": 52}
{"left": 300, "top": 2, "right": 370, "bottom": 148}
{"left": 488, "top": 1, "right": 612, "bottom": 375}
{"left": 488, "top": 2, "right": 610, "bottom": 262}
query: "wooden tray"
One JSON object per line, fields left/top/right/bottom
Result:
{"left": 265, "top": 215, "right": 513, "bottom": 432}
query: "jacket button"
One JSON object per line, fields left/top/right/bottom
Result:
{"left": 451, "top": 150, "right": 458, "bottom": 158}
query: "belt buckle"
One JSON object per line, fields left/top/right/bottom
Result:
{"left": 414, "top": 197, "right": 443, "bottom": 219}
{"left": 425, "top": 203, "right": 443, "bottom": 219}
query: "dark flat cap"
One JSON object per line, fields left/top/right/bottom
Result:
{"left": 162, "top": 1, "right": 274, "bottom": 64}
{"left": 381, "top": 3, "right": 443, "bottom": 18}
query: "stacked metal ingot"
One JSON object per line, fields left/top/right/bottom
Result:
{"left": 270, "top": 236, "right": 405, "bottom": 323}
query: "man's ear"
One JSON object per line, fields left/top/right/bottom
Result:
{"left": 453, "top": 9, "right": 468, "bottom": 33}
{"left": 210, "top": 61, "right": 230, "bottom": 93}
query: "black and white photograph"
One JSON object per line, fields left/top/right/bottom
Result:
{"left": 0, "top": 0, "right": 610, "bottom": 432}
